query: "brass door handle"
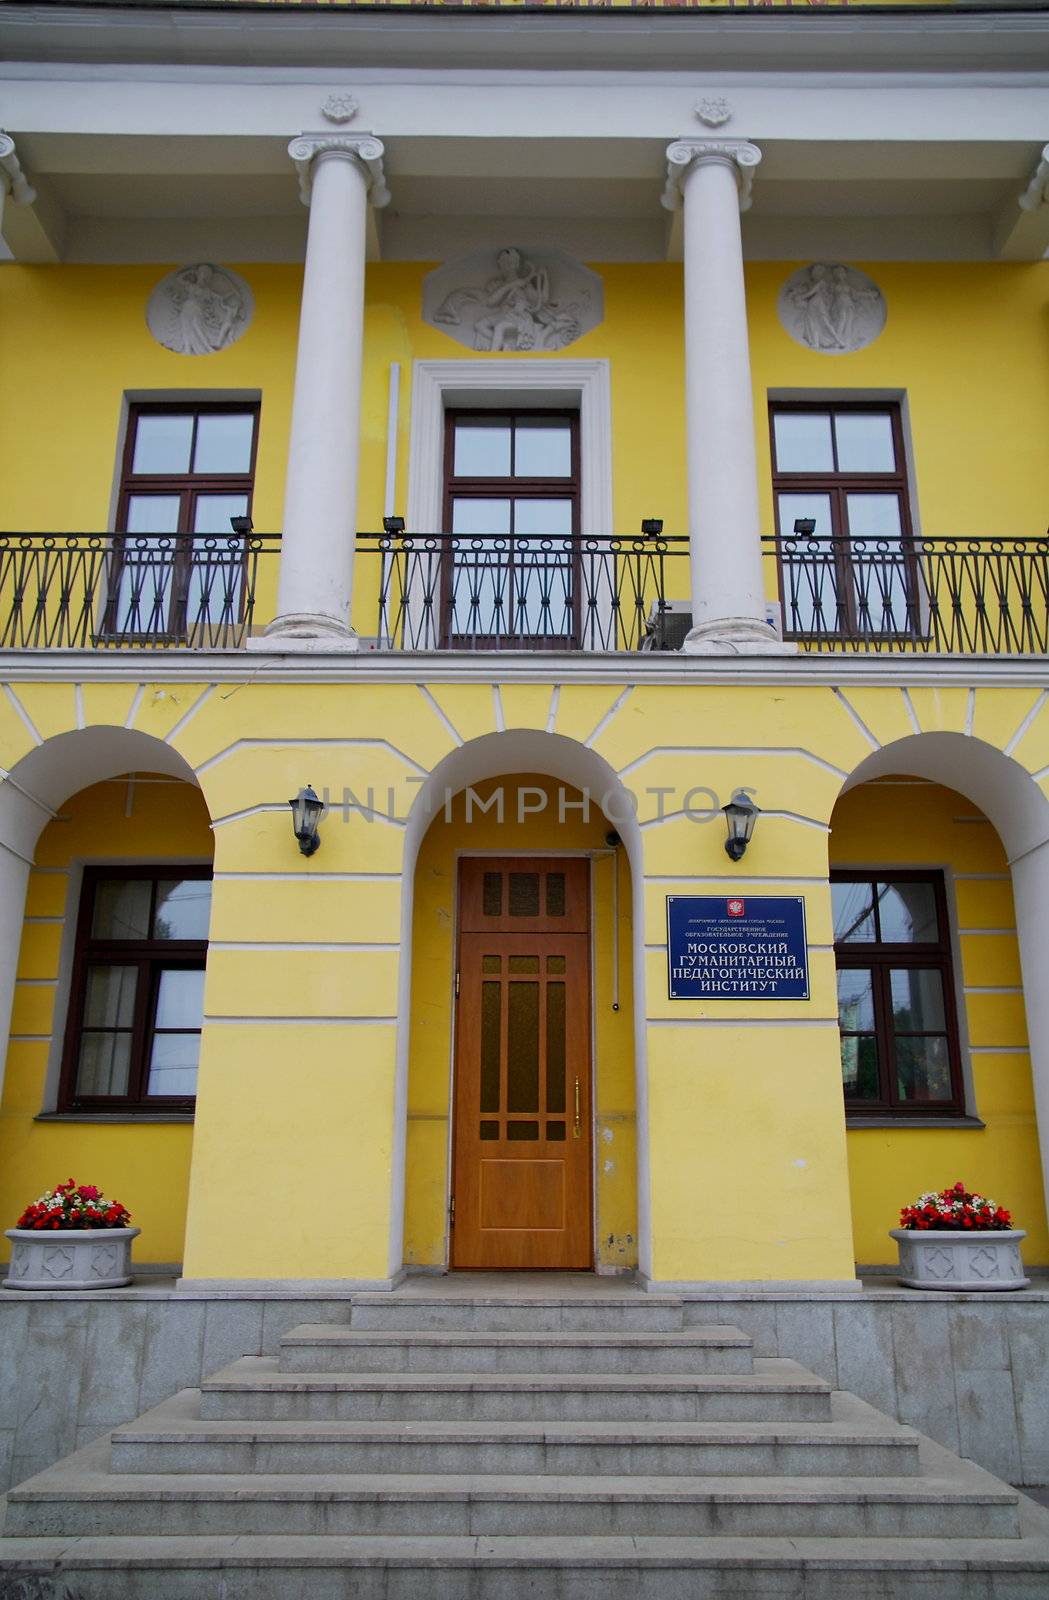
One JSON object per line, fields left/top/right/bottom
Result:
{"left": 573, "top": 1076, "right": 581, "bottom": 1138}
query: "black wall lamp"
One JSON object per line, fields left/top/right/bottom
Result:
{"left": 793, "top": 517, "right": 816, "bottom": 537}
{"left": 289, "top": 784, "right": 323, "bottom": 857}
{"left": 383, "top": 515, "right": 405, "bottom": 535}
{"left": 640, "top": 518, "right": 664, "bottom": 537}
{"left": 722, "top": 790, "right": 761, "bottom": 862}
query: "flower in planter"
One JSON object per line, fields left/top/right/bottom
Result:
{"left": 13, "top": 1178, "right": 132, "bottom": 1231}
{"left": 898, "top": 1179, "right": 1013, "bottom": 1232}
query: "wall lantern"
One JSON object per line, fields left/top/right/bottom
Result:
{"left": 722, "top": 790, "right": 760, "bottom": 862}
{"left": 289, "top": 784, "right": 323, "bottom": 857}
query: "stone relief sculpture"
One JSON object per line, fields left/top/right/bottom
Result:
{"left": 424, "top": 246, "right": 603, "bottom": 353}
{"left": 146, "top": 263, "right": 253, "bottom": 356}
{"left": 778, "top": 262, "right": 886, "bottom": 354}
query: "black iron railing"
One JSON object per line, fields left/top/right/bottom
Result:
{"left": 362, "top": 531, "right": 690, "bottom": 652}
{"left": 765, "top": 535, "right": 1049, "bottom": 655}
{"left": 0, "top": 533, "right": 278, "bottom": 649}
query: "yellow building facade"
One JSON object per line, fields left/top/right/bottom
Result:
{"left": 2, "top": 0, "right": 1049, "bottom": 1298}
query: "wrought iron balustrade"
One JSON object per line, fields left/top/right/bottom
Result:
{"left": 765, "top": 534, "right": 1049, "bottom": 656}
{"left": 362, "top": 530, "right": 689, "bottom": 652}
{"left": 0, "top": 532, "right": 277, "bottom": 649}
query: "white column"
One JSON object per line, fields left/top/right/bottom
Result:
{"left": 263, "top": 135, "right": 389, "bottom": 646}
{"left": 0, "top": 132, "right": 37, "bottom": 246}
{"left": 1008, "top": 839, "right": 1049, "bottom": 1229}
{"left": 663, "top": 139, "right": 789, "bottom": 655}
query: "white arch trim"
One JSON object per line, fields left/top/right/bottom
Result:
{"left": 841, "top": 732, "right": 1049, "bottom": 1230}
{"left": 387, "top": 728, "right": 650, "bottom": 1282}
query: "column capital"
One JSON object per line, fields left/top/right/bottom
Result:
{"left": 1019, "top": 142, "right": 1049, "bottom": 212}
{"left": 288, "top": 133, "right": 390, "bottom": 210}
{"left": 661, "top": 138, "right": 761, "bottom": 215}
{"left": 0, "top": 133, "right": 37, "bottom": 206}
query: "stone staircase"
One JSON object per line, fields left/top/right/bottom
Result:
{"left": 2, "top": 1287, "right": 1049, "bottom": 1597}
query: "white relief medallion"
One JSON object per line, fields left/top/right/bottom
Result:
{"left": 778, "top": 263, "right": 886, "bottom": 355}
{"left": 696, "top": 97, "right": 732, "bottom": 128}
{"left": 146, "top": 263, "right": 254, "bottom": 356}
{"left": 321, "top": 93, "right": 359, "bottom": 125}
{"left": 424, "top": 246, "right": 603, "bottom": 353}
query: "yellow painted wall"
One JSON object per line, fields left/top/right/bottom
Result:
{"left": 0, "top": 774, "right": 212, "bottom": 1264}
{"left": 3, "top": 260, "right": 1048, "bottom": 641}
{"left": 404, "top": 774, "right": 638, "bottom": 1272}
{"left": 833, "top": 778, "right": 1049, "bottom": 1266}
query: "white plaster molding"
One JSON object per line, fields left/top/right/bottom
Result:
{"left": 662, "top": 138, "right": 762, "bottom": 215}
{"left": 321, "top": 93, "right": 358, "bottom": 126}
{"left": 406, "top": 357, "right": 613, "bottom": 540}
{"left": 288, "top": 133, "right": 390, "bottom": 209}
{"left": 145, "top": 263, "right": 253, "bottom": 356}
{"left": 695, "top": 97, "right": 733, "bottom": 129}
{"left": 777, "top": 263, "right": 887, "bottom": 355}
{"left": 1019, "top": 143, "right": 1049, "bottom": 211}
{"left": 0, "top": 132, "right": 36, "bottom": 205}
{"left": 424, "top": 246, "right": 603, "bottom": 355}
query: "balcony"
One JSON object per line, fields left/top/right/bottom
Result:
{"left": 1, "top": 530, "right": 1047, "bottom": 658}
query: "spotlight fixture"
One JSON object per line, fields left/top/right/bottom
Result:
{"left": 229, "top": 515, "right": 253, "bottom": 535}
{"left": 383, "top": 515, "right": 406, "bottom": 535}
{"left": 289, "top": 784, "right": 324, "bottom": 858}
{"left": 793, "top": 517, "right": 817, "bottom": 537}
{"left": 640, "top": 519, "right": 664, "bottom": 537}
{"left": 722, "top": 790, "right": 761, "bottom": 862}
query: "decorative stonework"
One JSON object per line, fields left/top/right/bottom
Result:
{"left": 662, "top": 139, "right": 762, "bottom": 214}
{"left": 288, "top": 134, "right": 390, "bottom": 208}
{"left": 889, "top": 1227, "right": 1029, "bottom": 1292}
{"left": 321, "top": 93, "right": 359, "bottom": 125}
{"left": 424, "top": 246, "right": 603, "bottom": 353}
{"left": 778, "top": 262, "right": 886, "bottom": 354}
{"left": 696, "top": 97, "right": 733, "bottom": 128}
{"left": 3, "top": 1226, "right": 141, "bottom": 1290}
{"left": 146, "top": 263, "right": 253, "bottom": 356}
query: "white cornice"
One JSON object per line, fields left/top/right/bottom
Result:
{"left": 1, "top": 650, "right": 1048, "bottom": 692}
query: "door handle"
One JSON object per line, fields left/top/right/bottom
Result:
{"left": 574, "top": 1076, "right": 582, "bottom": 1139}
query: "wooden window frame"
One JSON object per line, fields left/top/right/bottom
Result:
{"left": 832, "top": 868, "right": 966, "bottom": 1118}
{"left": 441, "top": 408, "right": 581, "bottom": 648}
{"left": 58, "top": 865, "right": 212, "bottom": 1113}
{"left": 107, "top": 401, "right": 260, "bottom": 640}
{"left": 769, "top": 400, "right": 917, "bottom": 641}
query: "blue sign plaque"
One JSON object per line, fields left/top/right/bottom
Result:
{"left": 667, "top": 895, "right": 810, "bottom": 1001}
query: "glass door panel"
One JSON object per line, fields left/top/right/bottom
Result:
{"left": 187, "top": 491, "right": 249, "bottom": 629}
{"left": 115, "top": 494, "right": 181, "bottom": 634}
{"left": 845, "top": 493, "right": 911, "bottom": 634}
{"left": 776, "top": 491, "right": 838, "bottom": 636}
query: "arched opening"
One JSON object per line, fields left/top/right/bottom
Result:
{"left": 390, "top": 730, "right": 647, "bottom": 1277}
{"left": 0, "top": 728, "right": 211, "bottom": 1268}
{"left": 831, "top": 734, "right": 1049, "bottom": 1266}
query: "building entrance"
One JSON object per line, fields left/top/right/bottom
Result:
{"left": 451, "top": 856, "right": 592, "bottom": 1269}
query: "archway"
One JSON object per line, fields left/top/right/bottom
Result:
{"left": 388, "top": 730, "right": 649, "bottom": 1279}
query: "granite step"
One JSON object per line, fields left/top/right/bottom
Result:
{"left": 345, "top": 1291, "right": 688, "bottom": 1333}
{"left": 199, "top": 1355, "right": 832, "bottom": 1423}
{"left": 277, "top": 1323, "right": 755, "bottom": 1376}
{"left": 4, "top": 1528, "right": 1049, "bottom": 1600}
{"left": 109, "top": 1389, "right": 921, "bottom": 1478}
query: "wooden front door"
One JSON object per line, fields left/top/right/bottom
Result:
{"left": 452, "top": 857, "right": 592, "bottom": 1270}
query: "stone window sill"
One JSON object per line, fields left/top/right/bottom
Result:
{"left": 846, "top": 1115, "right": 985, "bottom": 1130}
{"left": 34, "top": 1111, "right": 195, "bottom": 1125}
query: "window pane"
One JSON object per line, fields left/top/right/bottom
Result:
{"left": 193, "top": 493, "right": 249, "bottom": 534}
{"left": 509, "top": 873, "right": 541, "bottom": 916}
{"left": 773, "top": 412, "right": 833, "bottom": 473}
{"left": 513, "top": 499, "right": 574, "bottom": 538}
{"left": 450, "top": 498, "right": 512, "bottom": 536}
{"left": 832, "top": 881, "right": 876, "bottom": 944}
{"left": 777, "top": 492, "right": 833, "bottom": 539}
{"left": 507, "top": 1121, "right": 539, "bottom": 1141}
{"left": 154, "top": 969, "right": 205, "bottom": 1030}
{"left": 83, "top": 965, "right": 138, "bottom": 1028}
{"left": 841, "top": 1034, "right": 879, "bottom": 1100}
{"left": 838, "top": 967, "right": 875, "bottom": 1032}
{"left": 896, "top": 1036, "right": 953, "bottom": 1103}
{"left": 546, "top": 1121, "right": 567, "bottom": 1140}
{"left": 546, "top": 874, "right": 566, "bottom": 917}
{"left": 92, "top": 880, "right": 151, "bottom": 940}
{"left": 131, "top": 414, "right": 193, "bottom": 475}
{"left": 890, "top": 968, "right": 947, "bottom": 1033}
{"left": 508, "top": 955, "right": 540, "bottom": 974}
{"left": 124, "top": 495, "right": 181, "bottom": 534}
{"left": 483, "top": 873, "right": 502, "bottom": 917}
{"left": 482, "top": 954, "right": 501, "bottom": 974}
{"left": 514, "top": 419, "right": 572, "bottom": 478}
{"left": 193, "top": 412, "right": 254, "bottom": 475}
{"left": 480, "top": 980, "right": 501, "bottom": 1113}
{"left": 454, "top": 419, "right": 511, "bottom": 478}
{"left": 547, "top": 980, "right": 566, "bottom": 1114}
{"left": 507, "top": 981, "right": 539, "bottom": 1112}
{"left": 146, "top": 1030, "right": 200, "bottom": 1097}
{"left": 479, "top": 1120, "right": 499, "bottom": 1140}
{"left": 777, "top": 492, "right": 839, "bottom": 636}
{"left": 76, "top": 1031, "right": 132, "bottom": 1097}
{"left": 834, "top": 412, "right": 896, "bottom": 473}
{"left": 878, "top": 881, "right": 938, "bottom": 944}
{"left": 154, "top": 880, "right": 212, "bottom": 941}
{"left": 845, "top": 493, "right": 903, "bottom": 541}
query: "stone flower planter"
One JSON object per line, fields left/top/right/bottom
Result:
{"left": 890, "top": 1227, "right": 1029, "bottom": 1291}
{"left": 3, "top": 1226, "right": 140, "bottom": 1290}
